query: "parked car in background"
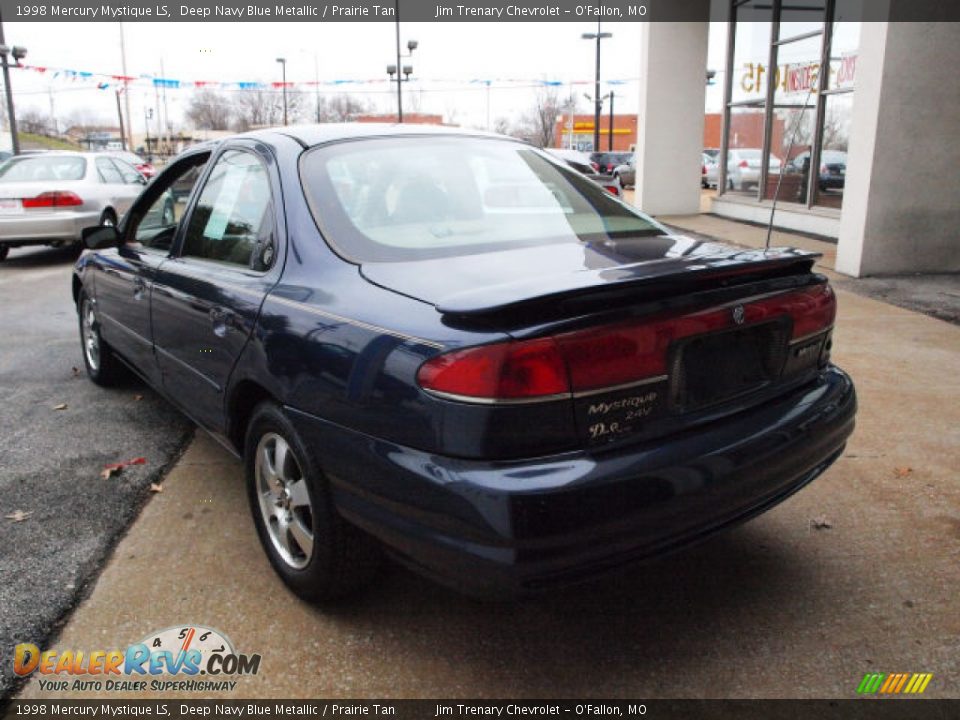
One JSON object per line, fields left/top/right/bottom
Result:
{"left": 612, "top": 155, "right": 636, "bottom": 188}
{"left": 0, "top": 152, "right": 145, "bottom": 261}
{"left": 702, "top": 152, "right": 719, "bottom": 189}
{"left": 545, "top": 148, "right": 621, "bottom": 197}
{"left": 786, "top": 149, "right": 847, "bottom": 192}
{"left": 703, "top": 147, "right": 720, "bottom": 161}
{"left": 108, "top": 150, "right": 157, "bottom": 179}
{"left": 590, "top": 151, "right": 632, "bottom": 175}
{"left": 726, "top": 148, "right": 782, "bottom": 191}
{"left": 75, "top": 125, "right": 855, "bottom": 601}
{"left": 0, "top": 150, "right": 11, "bottom": 164}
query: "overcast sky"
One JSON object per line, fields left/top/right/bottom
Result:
{"left": 5, "top": 20, "right": 729, "bottom": 133}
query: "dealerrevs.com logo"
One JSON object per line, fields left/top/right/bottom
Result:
{"left": 14, "top": 625, "right": 260, "bottom": 693}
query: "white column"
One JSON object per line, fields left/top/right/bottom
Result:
{"left": 836, "top": 20, "right": 960, "bottom": 276}
{"left": 633, "top": 19, "right": 710, "bottom": 217}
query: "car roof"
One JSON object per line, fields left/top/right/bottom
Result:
{"left": 238, "top": 122, "right": 516, "bottom": 148}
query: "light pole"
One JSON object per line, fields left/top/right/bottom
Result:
{"left": 387, "top": 5, "right": 416, "bottom": 123}
{"left": 0, "top": 10, "right": 26, "bottom": 155}
{"left": 144, "top": 107, "right": 153, "bottom": 160}
{"left": 276, "top": 57, "right": 288, "bottom": 126}
{"left": 581, "top": 22, "right": 612, "bottom": 152}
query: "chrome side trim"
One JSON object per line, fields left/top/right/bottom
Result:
{"left": 572, "top": 375, "right": 669, "bottom": 399}
{"left": 790, "top": 326, "right": 833, "bottom": 345}
{"left": 422, "top": 388, "right": 572, "bottom": 405}
{"left": 98, "top": 311, "right": 151, "bottom": 347}
{"left": 422, "top": 375, "right": 670, "bottom": 406}
{"left": 267, "top": 294, "right": 446, "bottom": 350}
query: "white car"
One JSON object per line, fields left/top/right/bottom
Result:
{"left": 702, "top": 153, "right": 719, "bottom": 189}
{"left": 726, "top": 148, "right": 781, "bottom": 192}
{"left": 0, "top": 152, "right": 146, "bottom": 261}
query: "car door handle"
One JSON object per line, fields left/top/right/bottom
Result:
{"left": 209, "top": 307, "right": 232, "bottom": 338}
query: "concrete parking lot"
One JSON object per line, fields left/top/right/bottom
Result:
{"left": 5, "top": 220, "right": 960, "bottom": 700}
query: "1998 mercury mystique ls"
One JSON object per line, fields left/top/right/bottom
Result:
{"left": 74, "top": 125, "right": 856, "bottom": 600}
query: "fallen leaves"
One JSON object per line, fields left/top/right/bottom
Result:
{"left": 5, "top": 510, "right": 33, "bottom": 523}
{"left": 149, "top": 483, "right": 163, "bottom": 493}
{"left": 71, "top": 366, "right": 80, "bottom": 378}
{"left": 100, "top": 457, "right": 147, "bottom": 479}
{"left": 894, "top": 466, "right": 913, "bottom": 478}
{"left": 810, "top": 516, "right": 833, "bottom": 530}
{"left": 133, "top": 394, "right": 144, "bottom": 402}
{"left": 52, "top": 403, "right": 68, "bottom": 411}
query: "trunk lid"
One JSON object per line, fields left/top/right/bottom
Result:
{"left": 360, "top": 234, "right": 820, "bottom": 316}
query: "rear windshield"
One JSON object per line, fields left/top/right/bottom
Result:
{"left": 300, "top": 137, "right": 664, "bottom": 263}
{"left": 0, "top": 156, "right": 86, "bottom": 182}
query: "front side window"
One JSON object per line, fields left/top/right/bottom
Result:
{"left": 300, "top": 137, "right": 663, "bottom": 264}
{"left": 132, "top": 161, "right": 208, "bottom": 252}
{"left": 182, "top": 150, "right": 272, "bottom": 268}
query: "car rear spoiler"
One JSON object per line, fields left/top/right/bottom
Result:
{"left": 435, "top": 248, "right": 821, "bottom": 317}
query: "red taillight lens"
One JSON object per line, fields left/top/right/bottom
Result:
{"left": 22, "top": 191, "right": 83, "bottom": 208}
{"left": 417, "top": 338, "right": 568, "bottom": 400}
{"left": 418, "top": 284, "right": 836, "bottom": 403}
{"left": 603, "top": 185, "right": 619, "bottom": 195}
{"left": 739, "top": 160, "right": 749, "bottom": 168}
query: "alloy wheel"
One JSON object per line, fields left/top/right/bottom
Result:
{"left": 255, "top": 432, "right": 315, "bottom": 570}
{"left": 81, "top": 298, "right": 100, "bottom": 372}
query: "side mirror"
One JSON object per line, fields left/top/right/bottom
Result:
{"left": 82, "top": 224, "right": 120, "bottom": 250}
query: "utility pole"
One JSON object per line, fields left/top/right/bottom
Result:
{"left": 394, "top": 0, "right": 402, "bottom": 122}
{"left": 608, "top": 90, "right": 614, "bottom": 152}
{"left": 0, "top": 9, "right": 21, "bottom": 155}
{"left": 314, "top": 53, "right": 320, "bottom": 123}
{"left": 115, "top": 90, "right": 127, "bottom": 151}
{"left": 119, "top": 23, "right": 134, "bottom": 150}
{"left": 159, "top": 57, "right": 170, "bottom": 155}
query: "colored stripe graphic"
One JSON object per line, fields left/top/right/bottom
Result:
{"left": 858, "top": 672, "right": 932, "bottom": 694}
{"left": 857, "top": 673, "right": 885, "bottom": 694}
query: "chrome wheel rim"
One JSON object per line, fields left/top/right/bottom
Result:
{"left": 81, "top": 299, "right": 100, "bottom": 372}
{"left": 255, "top": 432, "right": 314, "bottom": 570}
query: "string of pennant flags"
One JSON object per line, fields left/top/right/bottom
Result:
{"left": 14, "top": 61, "right": 638, "bottom": 92}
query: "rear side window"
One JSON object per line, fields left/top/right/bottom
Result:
{"left": 96, "top": 158, "right": 124, "bottom": 184}
{"left": 300, "top": 136, "right": 663, "bottom": 263}
{"left": 181, "top": 150, "right": 272, "bottom": 268}
{"left": 111, "top": 158, "right": 143, "bottom": 185}
{"left": 0, "top": 156, "right": 86, "bottom": 182}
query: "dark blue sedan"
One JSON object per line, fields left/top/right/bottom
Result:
{"left": 74, "top": 125, "right": 856, "bottom": 600}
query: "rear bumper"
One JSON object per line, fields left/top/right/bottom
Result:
{"left": 288, "top": 366, "right": 856, "bottom": 596}
{"left": 0, "top": 210, "right": 100, "bottom": 245}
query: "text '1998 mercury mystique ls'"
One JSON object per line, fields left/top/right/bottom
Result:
{"left": 74, "top": 125, "right": 856, "bottom": 600}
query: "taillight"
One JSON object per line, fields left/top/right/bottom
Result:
{"left": 591, "top": 162, "right": 600, "bottom": 172}
{"left": 417, "top": 338, "right": 568, "bottom": 401}
{"left": 820, "top": 164, "right": 828, "bottom": 174}
{"left": 739, "top": 160, "right": 749, "bottom": 168}
{"left": 22, "top": 191, "right": 83, "bottom": 208}
{"left": 418, "top": 284, "right": 836, "bottom": 403}
{"left": 603, "top": 184, "right": 619, "bottom": 196}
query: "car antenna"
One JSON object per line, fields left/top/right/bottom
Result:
{"left": 765, "top": 80, "right": 817, "bottom": 252}
{"left": 763, "top": 38, "right": 829, "bottom": 252}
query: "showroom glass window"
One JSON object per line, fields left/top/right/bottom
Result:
{"left": 720, "top": 0, "right": 859, "bottom": 209}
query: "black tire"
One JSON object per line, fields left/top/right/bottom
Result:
{"left": 77, "top": 289, "right": 125, "bottom": 386}
{"left": 0, "top": 245, "right": 8, "bottom": 262}
{"left": 244, "top": 402, "right": 382, "bottom": 603}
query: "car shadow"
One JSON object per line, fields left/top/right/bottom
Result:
{"left": 305, "top": 523, "right": 828, "bottom": 696}
{"left": 1, "top": 244, "right": 82, "bottom": 269}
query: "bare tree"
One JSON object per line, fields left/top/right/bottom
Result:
{"left": 493, "top": 117, "right": 511, "bottom": 135}
{"left": 185, "top": 89, "right": 232, "bottom": 130}
{"left": 19, "top": 107, "right": 53, "bottom": 135}
{"left": 515, "top": 86, "right": 563, "bottom": 148}
{"left": 232, "top": 88, "right": 305, "bottom": 131}
{"left": 64, "top": 108, "right": 111, "bottom": 133}
{"left": 318, "top": 94, "right": 368, "bottom": 122}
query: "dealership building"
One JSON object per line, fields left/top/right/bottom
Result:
{"left": 632, "top": 0, "right": 958, "bottom": 277}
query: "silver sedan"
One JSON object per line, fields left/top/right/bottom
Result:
{"left": 0, "top": 152, "right": 146, "bottom": 261}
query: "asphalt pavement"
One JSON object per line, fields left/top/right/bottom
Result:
{"left": 0, "top": 245, "right": 192, "bottom": 698}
